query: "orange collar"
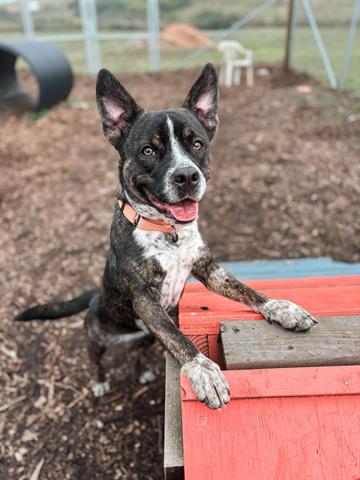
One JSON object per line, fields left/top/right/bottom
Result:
{"left": 117, "top": 198, "right": 182, "bottom": 235}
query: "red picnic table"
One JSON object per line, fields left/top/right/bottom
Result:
{"left": 165, "top": 275, "right": 360, "bottom": 480}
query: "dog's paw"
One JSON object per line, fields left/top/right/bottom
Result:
{"left": 260, "top": 299, "right": 318, "bottom": 332}
{"left": 181, "top": 353, "right": 230, "bottom": 409}
{"left": 92, "top": 380, "right": 110, "bottom": 397}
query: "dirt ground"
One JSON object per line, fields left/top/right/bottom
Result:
{"left": 1, "top": 66, "right": 359, "bottom": 480}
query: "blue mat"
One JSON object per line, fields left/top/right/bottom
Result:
{"left": 190, "top": 257, "right": 360, "bottom": 281}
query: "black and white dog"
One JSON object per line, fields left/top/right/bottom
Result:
{"left": 16, "top": 64, "right": 317, "bottom": 409}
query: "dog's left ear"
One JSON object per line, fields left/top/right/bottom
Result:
{"left": 183, "top": 63, "right": 219, "bottom": 140}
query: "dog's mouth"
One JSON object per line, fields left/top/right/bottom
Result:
{"left": 145, "top": 190, "right": 198, "bottom": 223}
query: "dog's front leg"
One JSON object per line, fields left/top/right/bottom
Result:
{"left": 132, "top": 290, "right": 230, "bottom": 409}
{"left": 192, "top": 251, "right": 318, "bottom": 332}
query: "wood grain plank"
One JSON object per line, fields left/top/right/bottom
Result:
{"left": 180, "top": 277, "right": 360, "bottom": 335}
{"left": 184, "top": 275, "right": 360, "bottom": 294}
{"left": 181, "top": 365, "right": 360, "bottom": 401}
{"left": 220, "top": 316, "right": 360, "bottom": 370}
{"left": 187, "top": 334, "right": 208, "bottom": 357}
{"left": 208, "top": 334, "right": 221, "bottom": 365}
{"left": 181, "top": 390, "right": 360, "bottom": 480}
{"left": 164, "top": 353, "right": 184, "bottom": 480}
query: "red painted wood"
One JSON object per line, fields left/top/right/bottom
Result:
{"left": 207, "top": 334, "right": 221, "bottom": 366}
{"left": 185, "top": 275, "right": 360, "bottom": 293}
{"left": 187, "top": 334, "right": 209, "bottom": 356}
{"left": 180, "top": 276, "right": 360, "bottom": 335}
{"left": 181, "top": 367, "right": 360, "bottom": 480}
{"left": 181, "top": 366, "right": 360, "bottom": 400}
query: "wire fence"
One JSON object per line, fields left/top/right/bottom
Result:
{"left": 0, "top": 0, "right": 359, "bottom": 93}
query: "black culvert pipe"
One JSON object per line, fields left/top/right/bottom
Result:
{"left": 0, "top": 40, "right": 73, "bottom": 117}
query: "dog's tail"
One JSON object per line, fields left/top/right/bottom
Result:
{"left": 14, "top": 288, "right": 99, "bottom": 322}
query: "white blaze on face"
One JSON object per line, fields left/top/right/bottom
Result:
{"left": 166, "top": 116, "right": 188, "bottom": 168}
{"left": 165, "top": 116, "right": 206, "bottom": 201}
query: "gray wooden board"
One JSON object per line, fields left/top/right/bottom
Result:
{"left": 164, "top": 352, "right": 184, "bottom": 480}
{"left": 221, "top": 316, "right": 360, "bottom": 370}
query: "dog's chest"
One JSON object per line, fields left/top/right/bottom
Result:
{"left": 134, "top": 225, "right": 203, "bottom": 310}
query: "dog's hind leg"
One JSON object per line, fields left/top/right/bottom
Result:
{"left": 84, "top": 309, "right": 154, "bottom": 397}
{"left": 84, "top": 310, "right": 110, "bottom": 397}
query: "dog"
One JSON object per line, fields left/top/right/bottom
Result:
{"left": 15, "top": 64, "right": 317, "bottom": 409}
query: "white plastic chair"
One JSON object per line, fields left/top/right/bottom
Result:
{"left": 218, "top": 40, "right": 254, "bottom": 87}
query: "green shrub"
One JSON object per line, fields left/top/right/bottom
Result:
{"left": 192, "top": 10, "right": 235, "bottom": 30}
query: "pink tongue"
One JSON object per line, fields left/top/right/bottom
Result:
{"left": 168, "top": 199, "right": 198, "bottom": 222}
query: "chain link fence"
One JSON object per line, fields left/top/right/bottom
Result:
{"left": 0, "top": 0, "right": 359, "bottom": 93}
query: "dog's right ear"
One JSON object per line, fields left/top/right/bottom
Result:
{"left": 96, "top": 69, "right": 143, "bottom": 146}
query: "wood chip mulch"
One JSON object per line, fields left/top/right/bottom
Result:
{"left": 0, "top": 66, "right": 359, "bottom": 479}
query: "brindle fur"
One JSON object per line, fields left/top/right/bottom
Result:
{"left": 192, "top": 248, "right": 269, "bottom": 308}
{"left": 15, "top": 64, "right": 317, "bottom": 409}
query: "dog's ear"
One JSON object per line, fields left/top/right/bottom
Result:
{"left": 96, "top": 68, "right": 143, "bottom": 146}
{"left": 183, "top": 63, "right": 219, "bottom": 140}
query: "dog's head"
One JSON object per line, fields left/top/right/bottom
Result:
{"left": 96, "top": 64, "right": 218, "bottom": 223}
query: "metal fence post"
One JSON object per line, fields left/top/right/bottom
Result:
{"left": 302, "top": 0, "right": 337, "bottom": 89}
{"left": 339, "top": 0, "right": 360, "bottom": 91}
{"left": 79, "top": 0, "right": 101, "bottom": 75}
{"left": 284, "top": 0, "right": 299, "bottom": 70}
{"left": 147, "top": 0, "right": 161, "bottom": 73}
{"left": 19, "top": 0, "right": 35, "bottom": 39}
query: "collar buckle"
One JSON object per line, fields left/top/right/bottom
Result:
{"left": 133, "top": 214, "right": 141, "bottom": 227}
{"left": 169, "top": 226, "right": 179, "bottom": 243}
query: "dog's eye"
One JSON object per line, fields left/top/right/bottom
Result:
{"left": 141, "top": 146, "right": 155, "bottom": 156}
{"left": 193, "top": 140, "right": 203, "bottom": 151}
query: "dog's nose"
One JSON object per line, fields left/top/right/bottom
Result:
{"left": 173, "top": 167, "right": 200, "bottom": 189}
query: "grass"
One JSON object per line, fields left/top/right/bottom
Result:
{"left": 1, "top": 0, "right": 355, "bottom": 33}
{"left": 5, "top": 25, "right": 359, "bottom": 95}
{"left": 186, "top": 26, "right": 360, "bottom": 94}
{"left": 60, "top": 26, "right": 359, "bottom": 94}
{"left": 24, "top": 108, "right": 50, "bottom": 121}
